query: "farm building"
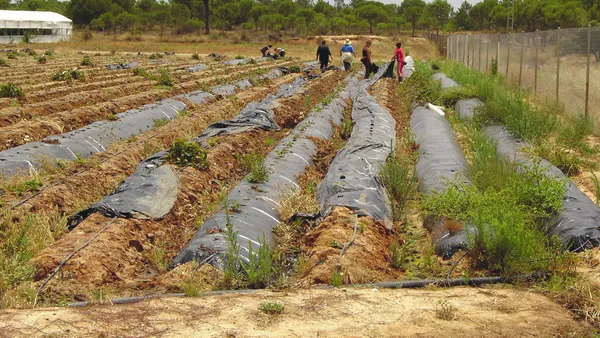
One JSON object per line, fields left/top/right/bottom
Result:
{"left": 0, "top": 10, "right": 72, "bottom": 43}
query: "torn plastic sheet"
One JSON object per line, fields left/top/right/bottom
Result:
{"left": 210, "top": 84, "right": 237, "bottom": 97}
{"left": 0, "top": 69, "right": 287, "bottom": 178}
{"left": 485, "top": 125, "right": 600, "bottom": 251}
{"left": 403, "top": 56, "right": 415, "bottom": 79}
{"left": 318, "top": 72, "right": 395, "bottom": 227}
{"left": 105, "top": 62, "right": 138, "bottom": 70}
{"left": 411, "top": 104, "right": 472, "bottom": 258}
{"left": 66, "top": 71, "right": 311, "bottom": 228}
{"left": 455, "top": 98, "right": 483, "bottom": 120}
{"left": 172, "top": 78, "right": 351, "bottom": 268}
{"left": 222, "top": 58, "right": 258, "bottom": 66}
{"left": 195, "top": 76, "right": 306, "bottom": 143}
{"left": 432, "top": 72, "right": 459, "bottom": 89}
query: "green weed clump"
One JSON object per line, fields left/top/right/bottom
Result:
{"left": 240, "top": 153, "right": 269, "bottom": 183}
{"left": 192, "top": 51, "right": 200, "bottom": 60}
{"left": 167, "top": 139, "right": 208, "bottom": 169}
{"left": 0, "top": 58, "right": 8, "bottom": 67}
{"left": 0, "top": 83, "right": 23, "bottom": 98}
{"left": 149, "top": 53, "right": 163, "bottom": 59}
{"left": 37, "top": 55, "right": 47, "bottom": 64}
{"left": 380, "top": 153, "right": 416, "bottom": 221}
{"left": 404, "top": 60, "right": 441, "bottom": 104}
{"left": 289, "top": 65, "right": 301, "bottom": 73}
{"left": 422, "top": 131, "right": 566, "bottom": 276}
{"left": 80, "top": 56, "right": 93, "bottom": 66}
{"left": 51, "top": 69, "right": 85, "bottom": 84}
{"left": 222, "top": 203, "right": 278, "bottom": 289}
{"left": 259, "top": 302, "right": 284, "bottom": 314}
{"left": 7, "top": 51, "right": 18, "bottom": 59}
{"left": 158, "top": 68, "right": 174, "bottom": 87}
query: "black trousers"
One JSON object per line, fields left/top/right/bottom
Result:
{"left": 320, "top": 59, "right": 329, "bottom": 72}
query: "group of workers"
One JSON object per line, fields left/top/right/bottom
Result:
{"left": 260, "top": 45, "right": 286, "bottom": 59}
{"left": 316, "top": 38, "right": 405, "bottom": 82}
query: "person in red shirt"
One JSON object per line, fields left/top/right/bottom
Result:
{"left": 392, "top": 42, "right": 405, "bottom": 82}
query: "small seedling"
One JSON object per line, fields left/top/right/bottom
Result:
{"left": 241, "top": 153, "right": 269, "bottom": 183}
{"left": 259, "top": 302, "right": 284, "bottom": 314}
{"left": 235, "top": 55, "right": 245, "bottom": 59}
{"left": 359, "top": 222, "right": 366, "bottom": 234}
{"left": 74, "top": 153, "right": 86, "bottom": 164}
{"left": 37, "top": 55, "right": 47, "bottom": 64}
{"left": 264, "top": 137, "right": 275, "bottom": 147}
{"left": 435, "top": 300, "right": 457, "bottom": 321}
{"left": 107, "top": 114, "right": 118, "bottom": 121}
{"left": 331, "top": 269, "right": 343, "bottom": 287}
{"left": 340, "top": 118, "right": 352, "bottom": 140}
{"left": 192, "top": 51, "right": 200, "bottom": 60}
{"left": 80, "top": 56, "right": 93, "bottom": 66}
{"left": 228, "top": 200, "right": 241, "bottom": 213}
{"left": 328, "top": 240, "right": 343, "bottom": 249}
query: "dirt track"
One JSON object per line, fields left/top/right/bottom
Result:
{"left": 0, "top": 286, "right": 591, "bottom": 337}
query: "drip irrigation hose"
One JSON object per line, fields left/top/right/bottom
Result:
{"left": 340, "top": 214, "right": 358, "bottom": 257}
{"left": 65, "top": 273, "right": 542, "bottom": 308}
{"left": 35, "top": 216, "right": 118, "bottom": 305}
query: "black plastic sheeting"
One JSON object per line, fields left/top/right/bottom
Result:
{"left": 185, "top": 64, "right": 207, "bottom": 73}
{"left": 455, "top": 98, "right": 483, "bottom": 120}
{"left": 411, "top": 104, "right": 472, "bottom": 258}
{"left": 173, "top": 77, "right": 352, "bottom": 268}
{"left": 105, "top": 62, "right": 139, "bottom": 70}
{"left": 432, "top": 72, "right": 459, "bottom": 89}
{"left": 67, "top": 67, "right": 312, "bottom": 229}
{"left": 318, "top": 70, "right": 396, "bottom": 228}
{"left": 485, "top": 125, "right": 600, "bottom": 251}
{"left": 0, "top": 68, "right": 287, "bottom": 178}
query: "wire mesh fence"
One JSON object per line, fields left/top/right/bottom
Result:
{"left": 446, "top": 27, "right": 600, "bottom": 132}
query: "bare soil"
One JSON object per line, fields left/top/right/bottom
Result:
{"left": 0, "top": 286, "right": 592, "bottom": 337}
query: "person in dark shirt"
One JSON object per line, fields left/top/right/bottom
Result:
{"left": 261, "top": 45, "right": 272, "bottom": 57}
{"left": 316, "top": 39, "right": 332, "bottom": 73}
{"left": 361, "top": 40, "right": 372, "bottom": 79}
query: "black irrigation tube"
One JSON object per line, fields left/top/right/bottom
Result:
{"left": 65, "top": 274, "right": 538, "bottom": 308}
{"left": 435, "top": 72, "right": 600, "bottom": 252}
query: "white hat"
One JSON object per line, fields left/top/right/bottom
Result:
{"left": 345, "top": 39, "right": 351, "bottom": 45}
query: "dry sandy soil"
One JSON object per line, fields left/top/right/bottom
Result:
{"left": 0, "top": 286, "right": 591, "bottom": 337}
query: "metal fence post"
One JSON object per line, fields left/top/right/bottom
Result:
{"left": 486, "top": 34, "right": 489, "bottom": 73}
{"left": 478, "top": 34, "right": 482, "bottom": 71}
{"left": 586, "top": 25, "right": 591, "bottom": 118}
{"left": 506, "top": 33, "right": 510, "bottom": 79}
{"left": 519, "top": 32, "right": 524, "bottom": 87}
{"left": 534, "top": 30, "right": 539, "bottom": 96}
{"left": 556, "top": 27, "right": 561, "bottom": 103}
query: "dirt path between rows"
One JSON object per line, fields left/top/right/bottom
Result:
{"left": 0, "top": 286, "right": 590, "bottom": 337}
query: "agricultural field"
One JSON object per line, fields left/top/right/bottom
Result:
{"left": 0, "top": 34, "right": 599, "bottom": 338}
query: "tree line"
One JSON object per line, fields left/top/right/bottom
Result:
{"left": 2, "top": 0, "right": 600, "bottom": 36}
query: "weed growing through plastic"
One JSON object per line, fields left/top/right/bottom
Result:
{"left": 240, "top": 153, "right": 269, "bottom": 183}
{"left": 107, "top": 114, "right": 118, "bottom": 121}
{"left": 259, "top": 302, "right": 284, "bottom": 314}
{"left": 380, "top": 152, "right": 416, "bottom": 221}
{"left": 167, "top": 139, "right": 208, "bottom": 169}
{"left": 340, "top": 118, "right": 352, "bottom": 140}
{"left": 152, "top": 118, "right": 169, "bottom": 128}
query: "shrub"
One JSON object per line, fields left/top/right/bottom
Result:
{"left": 235, "top": 55, "right": 245, "bottom": 59}
{"left": 192, "top": 52, "right": 200, "bottom": 60}
{"left": 167, "top": 139, "right": 208, "bottom": 169}
{"left": 149, "top": 53, "right": 163, "bottom": 59}
{"left": 83, "top": 27, "right": 93, "bottom": 41}
{"left": 289, "top": 65, "right": 301, "bottom": 73}
{"left": 51, "top": 69, "right": 85, "bottom": 84}
{"left": 7, "top": 51, "right": 17, "bottom": 59}
{"left": 37, "top": 55, "right": 47, "bottom": 64}
{"left": 43, "top": 50, "right": 54, "bottom": 57}
{"left": 0, "top": 83, "right": 23, "bottom": 98}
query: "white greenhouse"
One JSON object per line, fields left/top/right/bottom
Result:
{"left": 0, "top": 10, "right": 72, "bottom": 43}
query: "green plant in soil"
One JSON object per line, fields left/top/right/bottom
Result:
{"left": 0, "top": 58, "right": 8, "bottom": 67}
{"left": 340, "top": 118, "right": 352, "bottom": 140}
{"left": 37, "top": 55, "right": 47, "bottom": 64}
{"left": 158, "top": 68, "right": 174, "bottom": 87}
{"left": 259, "top": 302, "right": 284, "bottom": 314}
{"left": 80, "top": 56, "right": 93, "bottom": 66}
{"left": 380, "top": 152, "right": 416, "bottom": 221}
{"left": 107, "top": 114, "right": 118, "bottom": 121}
{"left": 7, "top": 51, "right": 17, "bottom": 59}
{"left": 240, "top": 153, "right": 269, "bottom": 183}
{"left": 591, "top": 173, "right": 600, "bottom": 206}
{"left": 192, "top": 51, "right": 200, "bottom": 60}
{"left": 167, "top": 139, "right": 208, "bottom": 169}
{"left": 289, "top": 65, "right": 301, "bottom": 73}
{"left": 0, "top": 83, "right": 23, "bottom": 98}
{"left": 331, "top": 269, "right": 343, "bottom": 287}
